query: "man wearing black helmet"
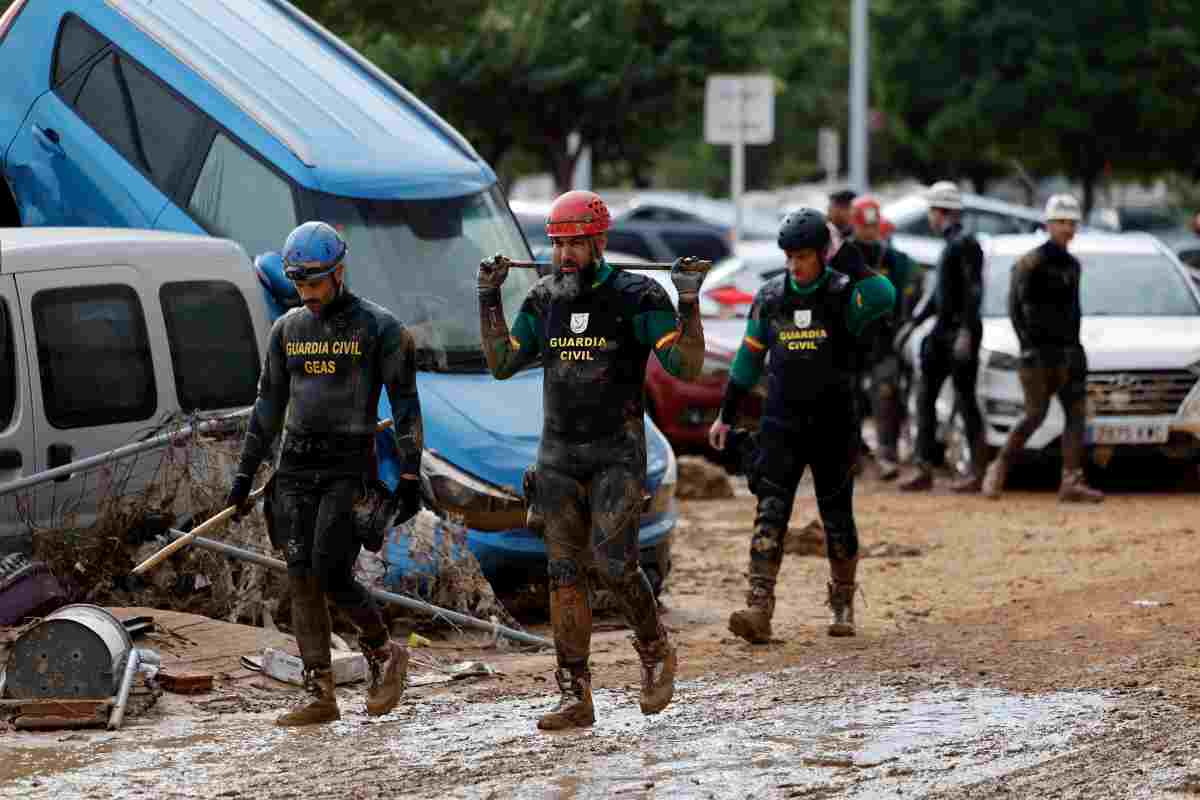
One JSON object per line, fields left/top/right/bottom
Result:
{"left": 226, "top": 221, "right": 424, "bottom": 727}
{"left": 710, "top": 208, "right": 896, "bottom": 642}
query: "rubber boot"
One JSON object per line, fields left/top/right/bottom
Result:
{"left": 364, "top": 640, "right": 409, "bottom": 716}
{"left": 898, "top": 466, "right": 933, "bottom": 492}
{"left": 982, "top": 453, "right": 1008, "bottom": 499}
{"left": 632, "top": 625, "right": 677, "bottom": 715}
{"left": 728, "top": 586, "right": 775, "bottom": 644}
{"left": 950, "top": 436, "right": 988, "bottom": 493}
{"left": 276, "top": 668, "right": 340, "bottom": 727}
{"left": 1058, "top": 468, "right": 1103, "bottom": 503}
{"left": 537, "top": 667, "right": 595, "bottom": 731}
{"left": 827, "top": 558, "right": 858, "bottom": 637}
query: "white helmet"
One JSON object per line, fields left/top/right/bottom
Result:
{"left": 925, "top": 180, "right": 962, "bottom": 211}
{"left": 1044, "top": 193, "right": 1082, "bottom": 222}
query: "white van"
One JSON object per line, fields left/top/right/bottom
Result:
{"left": 0, "top": 228, "right": 270, "bottom": 552}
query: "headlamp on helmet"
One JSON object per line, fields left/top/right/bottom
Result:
{"left": 282, "top": 221, "right": 348, "bottom": 282}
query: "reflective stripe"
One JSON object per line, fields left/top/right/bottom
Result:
{"left": 744, "top": 336, "right": 766, "bottom": 352}
{"left": 509, "top": 335, "right": 520, "bottom": 349}
{"left": 655, "top": 331, "right": 680, "bottom": 350}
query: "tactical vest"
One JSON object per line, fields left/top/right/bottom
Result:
{"left": 756, "top": 272, "right": 857, "bottom": 426}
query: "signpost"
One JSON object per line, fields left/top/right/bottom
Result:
{"left": 704, "top": 74, "right": 775, "bottom": 244}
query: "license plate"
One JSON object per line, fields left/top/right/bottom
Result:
{"left": 1085, "top": 422, "right": 1170, "bottom": 445}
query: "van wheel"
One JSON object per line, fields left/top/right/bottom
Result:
{"left": 0, "top": 179, "right": 19, "bottom": 227}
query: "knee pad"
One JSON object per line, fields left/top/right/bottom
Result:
{"left": 820, "top": 509, "right": 859, "bottom": 561}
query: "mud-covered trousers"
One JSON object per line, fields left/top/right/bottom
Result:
{"left": 870, "top": 354, "right": 905, "bottom": 462}
{"left": 998, "top": 348, "right": 1088, "bottom": 470}
{"left": 914, "top": 334, "right": 983, "bottom": 468}
{"left": 272, "top": 471, "right": 389, "bottom": 671}
{"left": 746, "top": 412, "right": 861, "bottom": 595}
{"left": 536, "top": 428, "right": 662, "bottom": 673}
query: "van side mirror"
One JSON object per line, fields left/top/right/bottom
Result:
{"left": 253, "top": 251, "right": 300, "bottom": 317}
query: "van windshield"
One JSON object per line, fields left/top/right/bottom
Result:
{"left": 311, "top": 187, "right": 535, "bottom": 373}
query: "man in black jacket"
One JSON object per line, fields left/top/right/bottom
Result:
{"left": 227, "top": 222, "right": 424, "bottom": 726}
{"left": 983, "top": 195, "right": 1102, "bottom": 502}
{"left": 899, "top": 181, "right": 987, "bottom": 492}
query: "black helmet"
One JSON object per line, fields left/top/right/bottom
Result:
{"left": 778, "top": 207, "right": 830, "bottom": 252}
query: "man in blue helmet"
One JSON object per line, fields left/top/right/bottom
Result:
{"left": 227, "top": 221, "right": 423, "bottom": 726}
{"left": 709, "top": 208, "right": 896, "bottom": 643}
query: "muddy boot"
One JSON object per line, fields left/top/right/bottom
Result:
{"left": 537, "top": 667, "right": 595, "bottom": 731}
{"left": 949, "top": 471, "right": 983, "bottom": 493}
{"left": 728, "top": 587, "right": 775, "bottom": 644}
{"left": 364, "top": 640, "right": 408, "bottom": 716}
{"left": 1058, "top": 468, "right": 1103, "bottom": 504}
{"left": 982, "top": 455, "right": 1008, "bottom": 499}
{"left": 827, "top": 581, "right": 857, "bottom": 637}
{"left": 632, "top": 630, "right": 677, "bottom": 715}
{"left": 276, "top": 668, "right": 340, "bottom": 727}
{"left": 898, "top": 466, "right": 933, "bottom": 492}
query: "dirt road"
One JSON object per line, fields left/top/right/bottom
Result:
{"left": 4, "top": 468, "right": 1200, "bottom": 798}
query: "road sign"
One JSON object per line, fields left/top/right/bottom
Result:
{"left": 818, "top": 127, "right": 840, "bottom": 180}
{"left": 704, "top": 74, "right": 775, "bottom": 146}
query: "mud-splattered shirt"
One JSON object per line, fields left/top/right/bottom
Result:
{"left": 1009, "top": 239, "right": 1083, "bottom": 359}
{"left": 235, "top": 290, "right": 422, "bottom": 478}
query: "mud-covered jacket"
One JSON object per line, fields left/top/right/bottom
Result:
{"left": 720, "top": 244, "right": 896, "bottom": 429}
{"left": 480, "top": 259, "right": 704, "bottom": 441}
{"left": 1009, "top": 239, "right": 1083, "bottom": 359}
{"left": 235, "top": 289, "right": 423, "bottom": 479}
{"left": 912, "top": 222, "right": 984, "bottom": 342}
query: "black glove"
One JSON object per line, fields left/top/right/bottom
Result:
{"left": 670, "top": 257, "right": 707, "bottom": 304}
{"left": 226, "top": 473, "right": 254, "bottom": 521}
{"left": 392, "top": 477, "right": 421, "bottom": 525}
{"left": 477, "top": 254, "right": 511, "bottom": 296}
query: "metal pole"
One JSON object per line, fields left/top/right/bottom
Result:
{"left": 168, "top": 530, "right": 553, "bottom": 649}
{"left": 107, "top": 649, "right": 140, "bottom": 730}
{"left": 849, "top": 0, "right": 869, "bottom": 192}
{"left": 0, "top": 409, "right": 251, "bottom": 497}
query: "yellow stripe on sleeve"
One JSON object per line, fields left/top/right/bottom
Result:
{"left": 655, "top": 331, "right": 681, "bottom": 350}
{"left": 744, "top": 336, "right": 765, "bottom": 352}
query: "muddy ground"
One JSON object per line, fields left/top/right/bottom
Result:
{"left": 3, "top": 463, "right": 1200, "bottom": 799}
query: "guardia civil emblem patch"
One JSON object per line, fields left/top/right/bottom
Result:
{"left": 570, "top": 313, "right": 590, "bottom": 334}
{"left": 793, "top": 309, "right": 812, "bottom": 328}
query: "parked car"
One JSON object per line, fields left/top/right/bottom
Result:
{"left": 883, "top": 191, "right": 1045, "bottom": 268}
{"left": 606, "top": 218, "right": 733, "bottom": 266}
{"left": 612, "top": 191, "right": 781, "bottom": 241}
{"left": 1087, "top": 205, "right": 1185, "bottom": 235}
{"left": 0, "top": 228, "right": 271, "bottom": 553}
{"left": 695, "top": 240, "right": 787, "bottom": 318}
{"left": 0, "top": 0, "right": 677, "bottom": 591}
{"left": 903, "top": 232, "right": 1200, "bottom": 473}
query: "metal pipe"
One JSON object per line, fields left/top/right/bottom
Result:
{"left": 170, "top": 531, "right": 553, "bottom": 649}
{"left": 0, "top": 409, "right": 251, "bottom": 497}
{"left": 505, "top": 259, "right": 710, "bottom": 272}
{"left": 107, "top": 649, "right": 140, "bottom": 731}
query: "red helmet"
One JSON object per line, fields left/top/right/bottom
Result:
{"left": 851, "top": 196, "right": 882, "bottom": 228}
{"left": 545, "top": 190, "right": 611, "bottom": 238}
{"left": 880, "top": 217, "right": 896, "bottom": 238}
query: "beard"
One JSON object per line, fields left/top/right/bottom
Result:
{"left": 547, "top": 262, "right": 595, "bottom": 302}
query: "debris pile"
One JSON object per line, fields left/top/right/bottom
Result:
{"left": 676, "top": 456, "right": 735, "bottom": 500}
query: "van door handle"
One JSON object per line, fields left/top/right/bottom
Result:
{"left": 33, "top": 125, "right": 63, "bottom": 153}
{"left": 47, "top": 443, "right": 74, "bottom": 482}
{"left": 0, "top": 450, "right": 22, "bottom": 470}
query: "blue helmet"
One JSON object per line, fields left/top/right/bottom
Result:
{"left": 282, "top": 221, "right": 347, "bottom": 281}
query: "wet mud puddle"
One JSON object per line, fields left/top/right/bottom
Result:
{"left": 1, "top": 670, "right": 1114, "bottom": 799}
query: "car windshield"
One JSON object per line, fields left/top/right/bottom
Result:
{"left": 982, "top": 251, "right": 1200, "bottom": 317}
{"left": 312, "top": 186, "right": 535, "bottom": 372}
{"left": 883, "top": 195, "right": 930, "bottom": 235}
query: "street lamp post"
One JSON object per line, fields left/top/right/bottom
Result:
{"left": 849, "top": 0, "right": 869, "bottom": 193}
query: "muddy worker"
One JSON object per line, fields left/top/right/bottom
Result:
{"left": 709, "top": 208, "right": 896, "bottom": 642}
{"left": 848, "top": 196, "right": 917, "bottom": 480}
{"left": 827, "top": 188, "right": 858, "bottom": 239}
{"left": 898, "top": 181, "right": 987, "bottom": 492}
{"left": 227, "top": 221, "right": 423, "bottom": 726}
{"left": 983, "top": 195, "right": 1103, "bottom": 503}
{"left": 477, "top": 190, "right": 706, "bottom": 731}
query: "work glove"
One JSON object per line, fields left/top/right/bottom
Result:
{"left": 477, "top": 253, "right": 511, "bottom": 294}
{"left": 225, "top": 473, "right": 255, "bottom": 521}
{"left": 670, "top": 256, "right": 708, "bottom": 304}
{"left": 392, "top": 477, "right": 421, "bottom": 525}
{"left": 952, "top": 327, "right": 975, "bottom": 364}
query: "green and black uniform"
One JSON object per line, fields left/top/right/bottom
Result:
{"left": 998, "top": 239, "right": 1087, "bottom": 469}
{"left": 234, "top": 289, "right": 423, "bottom": 673}
{"left": 853, "top": 239, "right": 917, "bottom": 463}
{"left": 719, "top": 245, "right": 895, "bottom": 602}
{"left": 479, "top": 258, "right": 703, "bottom": 675}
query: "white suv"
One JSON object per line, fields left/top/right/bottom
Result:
{"left": 905, "top": 232, "right": 1200, "bottom": 470}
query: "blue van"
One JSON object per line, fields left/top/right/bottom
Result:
{"left": 0, "top": 0, "right": 678, "bottom": 591}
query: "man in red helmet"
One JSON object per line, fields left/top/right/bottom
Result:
{"left": 477, "top": 190, "right": 707, "bottom": 730}
{"left": 848, "top": 196, "right": 917, "bottom": 479}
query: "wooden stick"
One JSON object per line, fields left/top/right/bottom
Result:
{"left": 130, "top": 418, "right": 396, "bottom": 577}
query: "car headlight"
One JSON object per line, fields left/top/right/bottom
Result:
{"left": 420, "top": 450, "right": 526, "bottom": 531}
{"left": 983, "top": 349, "right": 1020, "bottom": 371}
